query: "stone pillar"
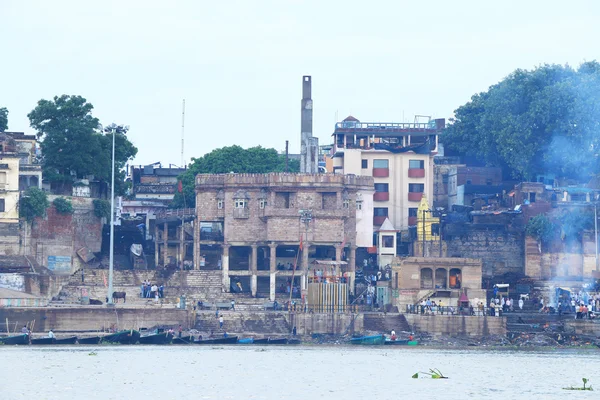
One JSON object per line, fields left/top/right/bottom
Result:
{"left": 335, "top": 244, "right": 342, "bottom": 277}
{"left": 163, "top": 222, "right": 168, "bottom": 267}
{"left": 301, "top": 244, "right": 309, "bottom": 290}
{"left": 348, "top": 245, "right": 356, "bottom": 294}
{"left": 269, "top": 243, "right": 277, "bottom": 301}
{"left": 222, "top": 245, "right": 230, "bottom": 292}
{"left": 154, "top": 223, "right": 159, "bottom": 267}
{"left": 251, "top": 244, "right": 258, "bottom": 297}
{"left": 193, "top": 218, "right": 200, "bottom": 270}
{"left": 179, "top": 224, "right": 185, "bottom": 269}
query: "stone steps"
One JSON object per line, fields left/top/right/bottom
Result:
{"left": 363, "top": 313, "right": 410, "bottom": 333}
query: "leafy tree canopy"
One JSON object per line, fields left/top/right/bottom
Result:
{"left": 20, "top": 187, "right": 49, "bottom": 222}
{"left": 170, "top": 145, "right": 300, "bottom": 208}
{"left": 0, "top": 107, "right": 7, "bottom": 131}
{"left": 27, "top": 95, "right": 137, "bottom": 194}
{"left": 442, "top": 61, "right": 600, "bottom": 181}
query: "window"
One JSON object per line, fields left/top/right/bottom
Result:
{"left": 373, "top": 159, "right": 389, "bottom": 169}
{"left": 374, "top": 207, "right": 388, "bottom": 217}
{"left": 343, "top": 199, "right": 350, "bottom": 209}
{"left": 409, "top": 208, "right": 418, "bottom": 217}
{"left": 259, "top": 199, "right": 267, "bottom": 209}
{"left": 530, "top": 193, "right": 536, "bottom": 203}
{"left": 409, "top": 160, "right": 424, "bottom": 169}
{"left": 361, "top": 159, "right": 368, "bottom": 169}
{"left": 217, "top": 199, "right": 224, "bottom": 209}
{"left": 0, "top": 199, "right": 6, "bottom": 212}
{"left": 408, "top": 183, "right": 424, "bottom": 193}
{"left": 442, "top": 174, "right": 449, "bottom": 184}
{"left": 374, "top": 183, "right": 389, "bottom": 193}
{"left": 234, "top": 199, "right": 247, "bottom": 208}
{"left": 356, "top": 201, "right": 362, "bottom": 210}
{"left": 382, "top": 235, "right": 394, "bottom": 248}
{"left": 431, "top": 223, "right": 440, "bottom": 235}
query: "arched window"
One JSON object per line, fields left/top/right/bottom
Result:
{"left": 435, "top": 268, "right": 447, "bottom": 289}
{"left": 420, "top": 268, "right": 433, "bottom": 289}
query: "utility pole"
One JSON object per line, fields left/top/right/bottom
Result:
{"left": 285, "top": 140, "right": 289, "bottom": 173}
{"left": 104, "top": 124, "right": 129, "bottom": 307}
{"left": 595, "top": 203, "right": 598, "bottom": 271}
{"left": 422, "top": 209, "right": 426, "bottom": 257}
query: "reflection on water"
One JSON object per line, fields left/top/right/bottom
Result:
{"left": 2, "top": 346, "right": 599, "bottom": 400}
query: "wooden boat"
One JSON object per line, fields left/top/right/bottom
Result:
{"left": 350, "top": 334, "right": 385, "bottom": 345}
{"left": 102, "top": 330, "right": 141, "bottom": 344}
{"left": 138, "top": 332, "right": 173, "bottom": 345}
{"left": 172, "top": 335, "right": 193, "bottom": 345}
{"left": 31, "top": 337, "right": 54, "bottom": 345}
{"left": 193, "top": 336, "right": 238, "bottom": 345}
{"left": 266, "top": 338, "right": 288, "bottom": 345}
{"left": 385, "top": 339, "right": 418, "bottom": 346}
{"left": 78, "top": 336, "right": 102, "bottom": 345}
{"left": 287, "top": 338, "right": 301, "bottom": 345}
{"left": 237, "top": 338, "right": 254, "bottom": 344}
{"left": 0, "top": 334, "right": 29, "bottom": 345}
{"left": 252, "top": 338, "right": 270, "bottom": 345}
{"left": 54, "top": 336, "right": 78, "bottom": 345}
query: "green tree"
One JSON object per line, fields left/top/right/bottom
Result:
{"left": 0, "top": 107, "right": 7, "bottom": 132}
{"left": 93, "top": 199, "right": 111, "bottom": 219}
{"left": 52, "top": 197, "right": 74, "bottom": 214}
{"left": 443, "top": 61, "right": 600, "bottom": 181}
{"left": 27, "top": 95, "right": 137, "bottom": 194}
{"left": 170, "top": 145, "right": 300, "bottom": 208}
{"left": 526, "top": 214, "right": 554, "bottom": 244}
{"left": 19, "top": 187, "right": 49, "bottom": 221}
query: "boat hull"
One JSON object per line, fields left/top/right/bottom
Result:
{"left": 31, "top": 337, "right": 54, "bottom": 345}
{"left": 54, "top": 336, "right": 78, "bottom": 345}
{"left": 139, "top": 332, "right": 173, "bottom": 345}
{"left": 194, "top": 336, "right": 238, "bottom": 345}
{"left": 237, "top": 338, "right": 254, "bottom": 344}
{"left": 172, "top": 335, "right": 193, "bottom": 345}
{"left": 0, "top": 334, "right": 29, "bottom": 345}
{"left": 102, "top": 330, "right": 141, "bottom": 344}
{"left": 350, "top": 335, "right": 385, "bottom": 345}
{"left": 78, "top": 336, "right": 102, "bottom": 345}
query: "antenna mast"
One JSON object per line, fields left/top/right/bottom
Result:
{"left": 181, "top": 99, "right": 186, "bottom": 167}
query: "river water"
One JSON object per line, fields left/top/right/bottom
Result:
{"left": 1, "top": 345, "right": 598, "bottom": 399}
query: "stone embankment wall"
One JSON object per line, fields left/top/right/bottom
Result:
{"left": 26, "top": 196, "right": 103, "bottom": 275}
{"left": 405, "top": 314, "right": 506, "bottom": 337}
{"left": 0, "top": 307, "right": 189, "bottom": 333}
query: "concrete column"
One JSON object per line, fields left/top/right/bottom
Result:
{"left": 162, "top": 222, "right": 168, "bottom": 267}
{"left": 179, "top": 224, "right": 185, "bottom": 269}
{"left": 348, "top": 245, "right": 357, "bottom": 294}
{"left": 335, "top": 244, "right": 342, "bottom": 277}
{"left": 301, "top": 244, "right": 309, "bottom": 290}
{"left": 251, "top": 244, "right": 258, "bottom": 297}
{"left": 269, "top": 243, "right": 277, "bottom": 301}
{"left": 154, "top": 223, "right": 159, "bottom": 267}
{"left": 193, "top": 218, "right": 200, "bottom": 270}
{"left": 222, "top": 245, "right": 230, "bottom": 292}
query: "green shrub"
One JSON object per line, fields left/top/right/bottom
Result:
{"left": 53, "top": 197, "right": 74, "bottom": 214}
{"left": 93, "top": 199, "right": 111, "bottom": 219}
{"left": 20, "top": 187, "right": 50, "bottom": 222}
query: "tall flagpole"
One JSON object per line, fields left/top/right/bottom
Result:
{"left": 107, "top": 126, "right": 116, "bottom": 306}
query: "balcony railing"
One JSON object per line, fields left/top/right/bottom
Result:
{"left": 408, "top": 192, "right": 423, "bottom": 202}
{"left": 408, "top": 168, "right": 425, "bottom": 178}
{"left": 373, "top": 192, "right": 389, "bottom": 201}
{"left": 373, "top": 216, "right": 387, "bottom": 225}
{"left": 372, "top": 168, "right": 389, "bottom": 178}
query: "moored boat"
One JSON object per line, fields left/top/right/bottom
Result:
{"left": 31, "top": 337, "right": 54, "bottom": 345}
{"left": 350, "top": 334, "right": 385, "bottom": 345}
{"left": 253, "top": 338, "right": 270, "bottom": 345}
{"left": 54, "top": 336, "right": 78, "bottom": 345}
{"left": 266, "top": 338, "right": 288, "bottom": 345}
{"left": 238, "top": 338, "right": 254, "bottom": 344}
{"left": 384, "top": 339, "right": 418, "bottom": 346}
{"left": 138, "top": 332, "right": 173, "bottom": 345}
{"left": 0, "top": 334, "right": 29, "bottom": 345}
{"left": 171, "top": 335, "right": 193, "bottom": 345}
{"left": 193, "top": 336, "right": 238, "bottom": 345}
{"left": 102, "top": 330, "right": 141, "bottom": 344}
{"left": 78, "top": 336, "right": 102, "bottom": 345}
{"left": 287, "top": 338, "right": 301, "bottom": 345}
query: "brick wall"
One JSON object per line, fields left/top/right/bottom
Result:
{"left": 405, "top": 314, "right": 506, "bottom": 337}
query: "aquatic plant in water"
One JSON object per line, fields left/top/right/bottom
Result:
{"left": 412, "top": 369, "right": 448, "bottom": 379}
{"left": 563, "top": 378, "right": 593, "bottom": 391}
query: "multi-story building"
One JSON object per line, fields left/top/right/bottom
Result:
{"left": 331, "top": 116, "right": 445, "bottom": 235}
{"left": 189, "top": 173, "right": 374, "bottom": 300}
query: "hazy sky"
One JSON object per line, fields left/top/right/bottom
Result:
{"left": 1, "top": 0, "right": 599, "bottom": 167}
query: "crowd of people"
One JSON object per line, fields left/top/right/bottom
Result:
{"left": 140, "top": 280, "right": 164, "bottom": 300}
{"left": 557, "top": 290, "right": 600, "bottom": 319}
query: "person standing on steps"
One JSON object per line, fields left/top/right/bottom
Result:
{"left": 219, "top": 315, "right": 224, "bottom": 329}
{"left": 231, "top": 299, "right": 235, "bottom": 311}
